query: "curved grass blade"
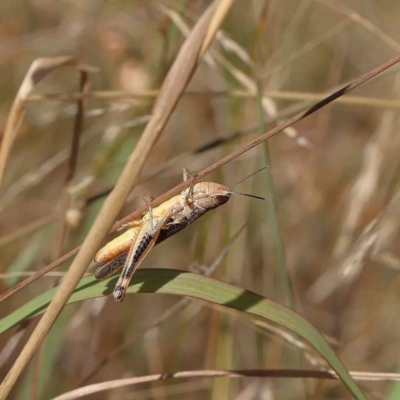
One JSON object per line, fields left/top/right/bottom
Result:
{"left": 0, "top": 269, "right": 367, "bottom": 400}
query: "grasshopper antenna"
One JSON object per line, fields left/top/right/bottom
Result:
{"left": 228, "top": 191, "right": 265, "bottom": 201}
{"left": 228, "top": 166, "right": 268, "bottom": 189}
{"left": 226, "top": 166, "right": 267, "bottom": 201}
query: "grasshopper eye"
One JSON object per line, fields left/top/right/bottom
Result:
{"left": 212, "top": 194, "right": 230, "bottom": 206}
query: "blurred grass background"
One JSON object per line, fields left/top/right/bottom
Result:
{"left": 1, "top": 0, "right": 400, "bottom": 399}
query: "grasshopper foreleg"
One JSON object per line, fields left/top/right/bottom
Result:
{"left": 182, "top": 168, "right": 198, "bottom": 206}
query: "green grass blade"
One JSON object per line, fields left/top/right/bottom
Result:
{"left": 0, "top": 269, "right": 367, "bottom": 400}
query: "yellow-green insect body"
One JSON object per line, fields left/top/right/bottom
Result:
{"left": 95, "top": 173, "right": 232, "bottom": 302}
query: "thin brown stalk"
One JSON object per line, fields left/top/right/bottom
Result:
{"left": 0, "top": 2, "right": 233, "bottom": 398}
{"left": 1, "top": 52, "right": 400, "bottom": 305}
{"left": 25, "top": 90, "right": 400, "bottom": 109}
{"left": 0, "top": 271, "right": 89, "bottom": 279}
{"left": 51, "top": 368, "right": 400, "bottom": 400}
{"left": 53, "top": 71, "right": 89, "bottom": 259}
{"left": 66, "top": 72, "right": 89, "bottom": 184}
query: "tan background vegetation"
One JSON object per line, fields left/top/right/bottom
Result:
{"left": 1, "top": 1, "right": 400, "bottom": 399}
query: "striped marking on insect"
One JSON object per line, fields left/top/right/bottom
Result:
{"left": 94, "top": 168, "right": 266, "bottom": 302}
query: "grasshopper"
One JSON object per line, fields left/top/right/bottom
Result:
{"left": 94, "top": 168, "right": 265, "bottom": 302}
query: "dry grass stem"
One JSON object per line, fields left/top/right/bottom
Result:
{"left": 25, "top": 89, "right": 400, "bottom": 109}
{"left": 53, "top": 71, "right": 89, "bottom": 259}
{"left": 51, "top": 368, "right": 400, "bottom": 400}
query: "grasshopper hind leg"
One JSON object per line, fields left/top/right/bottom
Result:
{"left": 113, "top": 232, "right": 153, "bottom": 302}
{"left": 113, "top": 285, "right": 126, "bottom": 302}
{"left": 112, "top": 213, "right": 171, "bottom": 302}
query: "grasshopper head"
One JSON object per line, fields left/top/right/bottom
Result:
{"left": 192, "top": 182, "right": 231, "bottom": 209}
{"left": 195, "top": 181, "right": 265, "bottom": 207}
